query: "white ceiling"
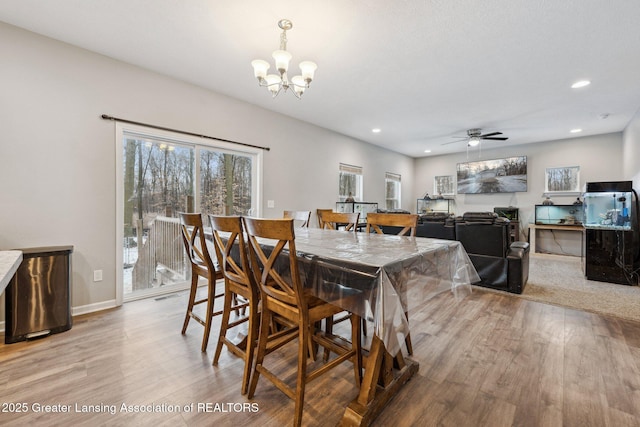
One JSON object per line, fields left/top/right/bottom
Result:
{"left": 2, "top": 0, "right": 640, "bottom": 158}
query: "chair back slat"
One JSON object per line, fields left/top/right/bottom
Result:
{"left": 316, "top": 209, "right": 333, "bottom": 227}
{"left": 319, "top": 211, "right": 360, "bottom": 232}
{"left": 243, "top": 217, "right": 303, "bottom": 309}
{"left": 208, "top": 215, "right": 259, "bottom": 300}
{"left": 283, "top": 210, "right": 312, "bottom": 228}
{"left": 366, "top": 212, "right": 418, "bottom": 236}
{"left": 179, "top": 213, "right": 215, "bottom": 270}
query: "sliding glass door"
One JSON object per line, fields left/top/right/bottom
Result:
{"left": 116, "top": 124, "right": 261, "bottom": 302}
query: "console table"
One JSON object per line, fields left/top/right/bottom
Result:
{"left": 528, "top": 224, "right": 584, "bottom": 257}
{"left": 0, "top": 250, "right": 23, "bottom": 294}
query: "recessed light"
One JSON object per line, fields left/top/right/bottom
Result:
{"left": 570, "top": 128, "right": 582, "bottom": 133}
{"left": 424, "top": 149, "right": 431, "bottom": 153}
{"left": 571, "top": 80, "right": 591, "bottom": 89}
{"left": 372, "top": 128, "right": 381, "bottom": 133}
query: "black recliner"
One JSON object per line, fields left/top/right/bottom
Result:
{"left": 455, "top": 212, "right": 529, "bottom": 294}
{"left": 416, "top": 212, "right": 456, "bottom": 240}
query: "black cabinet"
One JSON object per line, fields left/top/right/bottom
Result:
{"left": 583, "top": 181, "right": 639, "bottom": 285}
{"left": 585, "top": 229, "right": 637, "bottom": 285}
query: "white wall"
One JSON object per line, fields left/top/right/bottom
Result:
{"left": 0, "top": 23, "right": 413, "bottom": 318}
{"left": 414, "top": 133, "right": 624, "bottom": 238}
{"left": 623, "top": 108, "right": 640, "bottom": 189}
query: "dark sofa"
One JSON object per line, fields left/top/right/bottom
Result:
{"left": 454, "top": 212, "right": 529, "bottom": 294}
{"left": 417, "top": 212, "right": 456, "bottom": 240}
{"left": 381, "top": 211, "right": 529, "bottom": 294}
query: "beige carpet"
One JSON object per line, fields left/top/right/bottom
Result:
{"left": 476, "top": 255, "right": 640, "bottom": 322}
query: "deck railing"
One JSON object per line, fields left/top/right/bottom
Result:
{"left": 132, "top": 216, "right": 187, "bottom": 291}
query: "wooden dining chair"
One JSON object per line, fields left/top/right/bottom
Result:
{"left": 244, "top": 217, "right": 362, "bottom": 427}
{"left": 318, "top": 212, "right": 365, "bottom": 356}
{"left": 179, "top": 213, "right": 225, "bottom": 352}
{"left": 283, "top": 210, "right": 312, "bottom": 228}
{"left": 208, "top": 215, "right": 258, "bottom": 395}
{"left": 366, "top": 212, "right": 419, "bottom": 236}
{"left": 315, "top": 208, "right": 333, "bottom": 228}
{"left": 318, "top": 211, "right": 360, "bottom": 231}
{"left": 365, "top": 212, "right": 418, "bottom": 355}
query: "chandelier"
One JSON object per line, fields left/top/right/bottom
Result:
{"left": 251, "top": 19, "right": 317, "bottom": 99}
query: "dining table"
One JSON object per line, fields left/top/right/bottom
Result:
{"left": 246, "top": 227, "right": 480, "bottom": 426}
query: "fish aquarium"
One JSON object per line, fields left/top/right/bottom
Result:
{"left": 583, "top": 181, "right": 634, "bottom": 230}
{"left": 416, "top": 198, "right": 453, "bottom": 214}
{"left": 335, "top": 202, "right": 378, "bottom": 220}
{"left": 534, "top": 204, "right": 584, "bottom": 226}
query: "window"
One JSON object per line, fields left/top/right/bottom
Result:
{"left": 199, "top": 147, "right": 254, "bottom": 216}
{"left": 116, "top": 123, "right": 262, "bottom": 303}
{"left": 385, "top": 172, "right": 401, "bottom": 210}
{"left": 339, "top": 163, "right": 363, "bottom": 202}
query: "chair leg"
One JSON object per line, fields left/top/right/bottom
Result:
{"left": 309, "top": 321, "right": 321, "bottom": 361}
{"left": 351, "top": 314, "right": 363, "bottom": 385}
{"left": 201, "top": 279, "right": 216, "bottom": 352}
{"left": 323, "top": 316, "right": 334, "bottom": 362}
{"left": 241, "top": 297, "right": 259, "bottom": 395}
{"left": 182, "top": 273, "right": 199, "bottom": 334}
{"left": 294, "top": 322, "right": 309, "bottom": 427}
{"left": 213, "top": 285, "right": 233, "bottom": 365}
{"left": 248, "top": 308, "right": 272, "bottom": 399}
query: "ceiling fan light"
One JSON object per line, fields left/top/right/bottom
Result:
{"left": 468, "top": 136, "right": 481, "bottom": 147}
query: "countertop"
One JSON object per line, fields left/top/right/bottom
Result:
{"left": 0, "top": 250, "right": 23, "bottom": 294}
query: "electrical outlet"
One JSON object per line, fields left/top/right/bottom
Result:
{"left": 93, "top": 270, "right": 103, "bottom": 282}
{"left": 267, "top": 200, "right": 275, "bottom": 208}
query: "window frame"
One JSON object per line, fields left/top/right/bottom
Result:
{"left": 338, "top": 163, "right": 363, "bottom": 202}
{"left": 384, "top": 172, "right": 402, "bottom": 210}
{"left": 115, "top": 122, "right": 263, "bottom": 304}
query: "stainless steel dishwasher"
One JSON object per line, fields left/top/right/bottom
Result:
{"left": 4, "top": 246, "right": 73, "bottom": 344}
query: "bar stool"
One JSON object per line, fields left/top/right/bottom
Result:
{"left": 244, "top": 217, "right": 362, "bottom": 427}
{"left": 179, "top": 213, "right": 224, "bottom": 352}
{"left": 208, "top": 214, "right": 258, "bottom": 395}
{"left": 283, "top": 210, "right": 312, "bottom": 227}
{"left": 365, "top": 212, "right": 418, "bottom": 355}
{"left": 318, "top": 211, "right": 360, "bottom": 231}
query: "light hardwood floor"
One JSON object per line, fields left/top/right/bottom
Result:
{"left": 2, "top": 283, "right": 640, "bottom": 426}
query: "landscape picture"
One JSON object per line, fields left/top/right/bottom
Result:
{"left": 545, "top": 166, "right": 580, "bottom": 193}
{"left": 434, "top": 175, "right": 455, "bottom": 196}
{"left": 457, "top": 156, "right": 527, "bottom": 194}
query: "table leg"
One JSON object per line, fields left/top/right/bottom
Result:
{"left": 339, "top": 335, "right": 419, "bottom": 426}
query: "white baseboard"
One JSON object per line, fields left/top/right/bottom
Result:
{"left": 72, "top": 299, "right": 119, "bottom": 316}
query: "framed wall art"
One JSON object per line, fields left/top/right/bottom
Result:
{"left": 434, "top": 175, "right": 455, "bottom": 196}
{"left": 545, "top": 166, "right": 580, "bottom": 193}
{"left": 456, "top": 156, "right": 527, "bottom": 194}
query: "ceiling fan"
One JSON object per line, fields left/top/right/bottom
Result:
{"left": 442, "top": 128, "right": 509, "bottom": 147}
